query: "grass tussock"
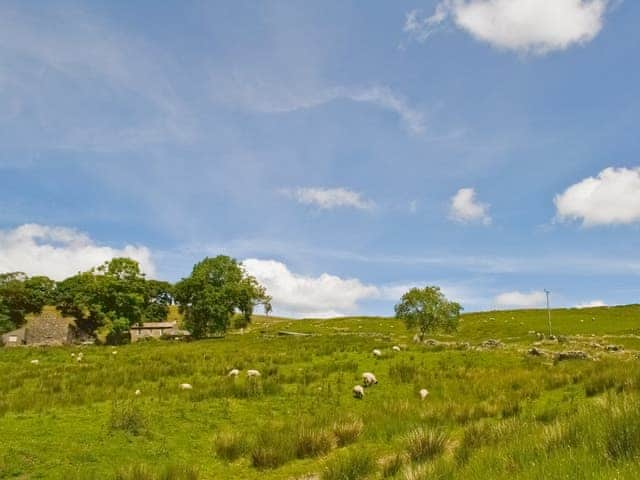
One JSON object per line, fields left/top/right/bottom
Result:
{"left": 332, "top": 417, "right": 364, "bottom": 447}
{"left": 114, "top": 464, "right": 199, "bottom": 480}
{"left": 213, "top": 430, "right": 247, "bottom": 461}
{"left": 108, "top": 400, "right": 147, "bottom": 436}
{"left": 321, "top": 449, "right": 375, "bottom": 480}
{"left": 295, "top": 426, "right": 335, "bottom": 459}
{"left": 405, "top": 427, "right": 449, "bottom": 463}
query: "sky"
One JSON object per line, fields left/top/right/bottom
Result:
{"left": 1, "top": 0, "right": 639, "bottom": 318}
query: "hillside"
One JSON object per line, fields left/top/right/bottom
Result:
{"left": 1, "top": 305, "right": 640, "bottom": 479}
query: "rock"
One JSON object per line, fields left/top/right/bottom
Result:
{"left": 606, "top": 344, "right": 623, "bottom": 352}
{"left": 555, "top": 351, "right": 589, "bottom": 362}
{"left": 528, "top": 347, "right": 544, "bottom": 356}
{"left": 480, "top": 339, "right": 502, "bottom": 349}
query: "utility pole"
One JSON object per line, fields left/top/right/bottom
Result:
{"left": 544, "top": 289, "right": 552, "bottom": 337}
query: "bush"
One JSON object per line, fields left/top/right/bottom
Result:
{"left": 213, "top": 430, "right": 246, "bottom": 461}
{"left": 405, "top": 428, "right": 448, "bottom": 463}
{"left": 108, "top": 400, "right": 147, "bottom": 436}
{"left": 321, "top": 449, "right": 375, "bottom": 480}
{"left": 332, "top": 417, "right": 364, "bottom": 447}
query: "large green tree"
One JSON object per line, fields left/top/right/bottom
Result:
{"left": 56, "top": 258, "right": 151, "bottom": 343}
{"left": 394, "top": 286, "right": 462, "bottom": 341}
{"left": 0, "top": 272, "right": 56, "bottom": 333}
{"left": 175, "top": 256, "right": 271, "bottom": 338}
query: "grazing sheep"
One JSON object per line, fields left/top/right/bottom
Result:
{"left": 179, "top": 383, "right": 193, "bottom": 390}
{"left": 112, "top": 351, "right": 118, "bottom": 355}
{"left": 30, "top": 359, "right": 39, "bottom": 365}
{"left": 70, "top": 353, "right": 76, "bottom": 357}
{"left": 135, "top": 389, "right": 141, "bottom": 396}
{"left": 372, "top": 349, "right": 382, "bottom": 358}
{"left": 419, "top": 388, "right": 429, "bottom": 400}
{"left": 362, "top": 372, "right": 378, "bottom": 387}
{"left": 353, "top": 385, "right": 364, "bottom": 399}
{"left": 247, "top": 369, "right": 261, "bottom": 377}
{"left": 392, "top": 345, "right": 401, "bottom": 352}
{"left": 227, "top": 368, "right": 240, "bottom": 377}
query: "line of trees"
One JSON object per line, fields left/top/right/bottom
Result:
{"left": 0, "top": 255, "right": 271, "bottom": 344}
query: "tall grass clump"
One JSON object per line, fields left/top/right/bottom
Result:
{"left": 321, "top": 449, "right": 376, "bottom": 480}
{"left": 405, "top": 428, "right": 449, "bottom": 463}
{"left": 381, "top": 453, "right": 405, "bottom": 478}
{"left": 213, "top": 430, "right": 247, "bottom": 461}
{"left": 115, "top": 464, "right": 199, "bottom": 480}
{"left": 250, "top": 426, "right": 295, "bottom": 469}
{"left": 295, "top": 425, "right": 335, "bottom": 458}
{"left": 332, "top": 417, "right": 364, "bottom": 446}
{"left": 604, "top": 400, "right": 640, "bottom": 460}
{"left": 108, "top": 400, "right": 147, "bottom": 436}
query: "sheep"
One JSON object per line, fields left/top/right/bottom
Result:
{"left": 179, "top": 383, "right": 193, "bottom": 390}
{"left": 392, "top": 345, "right": 401, "bottom": 352}
{"left": 247, "top": 369, "right": 261, "bottom": 377}
{"left": 70, "top": 353, "right": 76, "bottom": 357}
{"left": 362, "top": 372, "right": 378, "bottom": 387}
{"left": 30, "top": 359, "right": 39, "bottom": 365}
{"left": 112, "top": 351, "right": 118, "bottom": 355}
{"left": 227, "top": 368, "right": 240, "bottom": 377}
{"left": 135, "top": 389, "right": 141, "bottom": 396}
{"left": 353, "top": 385, "right": 364, "bottom": 399}
{"left": 372, "top": 349, "right": 382, "bottom": 358}
{"left": 419, "top": 388, "right": 429, "bottom": 400}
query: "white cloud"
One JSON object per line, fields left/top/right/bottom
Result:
{"left": 406, "top": 0, "right": 610, "bottom": 55}
{"left": 575, "top": 299, "right": 607, "bottom": 308}
{"left": 450, "top": 188, "right": 491, "bottom": 225}
{"left": 0, "top": 224, "right": 155, "bottom": 280}
{"left": 242, "top": 258, "right": 378, "bottom": 318}
{"left": 284, "top": 187, "right": 375, "bottom": 210}
{"left": 494, "top": 290, "right": 546, "bottom": 308}
{"left": 555, "top": 167, "right": 640, "bottom": 226}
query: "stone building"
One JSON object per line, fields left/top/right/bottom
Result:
{"left": 129, "top": 321, "right": 178, "bottom": 342}
{"left": 1, "top": 311, "right": 76, "bottom": 347}
{"left": 1, "top": 327, "right": 26, "bottom": 347}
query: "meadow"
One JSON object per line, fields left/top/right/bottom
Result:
{"left": 1, "top": 305, "right": 640, "bottom": 479}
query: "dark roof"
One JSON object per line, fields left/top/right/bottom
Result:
{"left": 131, "top": 322, "right": 176, "bottom": 329}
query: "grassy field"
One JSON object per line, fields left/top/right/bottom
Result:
{"left": 2, "top": 305, "right": 640, "bottom": 479}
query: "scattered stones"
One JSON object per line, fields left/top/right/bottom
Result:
{"left": 555, "top": 351, "right": 590, "bottom": 362}
{"left": 480, "top": 339, "right": 502, "bottom": 349}
{"left": 606, "top": 344, "right": 623, "bottom": 352}
{"left": 528, "top": 347, "right": 544, "bottom": 356}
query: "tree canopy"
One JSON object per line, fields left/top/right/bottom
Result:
{"left": 394, "top": 286, "right": 462, "bottom": 340}
{"left": 0, "top": 272, "right": 56, "bottom": 333}
{"left": 175, "top": 256, "right": 271, "bottom": 338}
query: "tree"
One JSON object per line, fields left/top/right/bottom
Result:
{"left": 174, "top": 256, "right": 271, "bottom": 338}
{"left": 144, "top": 280, "right": 174, "bottom": 323}
{"left": 394, "top": 286, "right": 462, "bottom": 341}
{"left": 0, "top": 272, "right": 55, "bottom": 333}
{"left": 56, "top": 258, "right": 150, "bottom": 344}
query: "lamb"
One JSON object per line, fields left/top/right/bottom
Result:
{"left": 227, "top": 368, "right": 240, "bottom": 377}
{"left": 247, "top": 369, "right": 261, "bottom": 377}
{"left": 362, "top": 372, "right": 378, "bottom": 387}
{"left": 179, "top": 383, "right": 193, "bottom": 390}
{"left": 353, "top": 385, "right": 364, "bottom": 399}
{"left": 392, "top": 345, "right": 401, "bottom": 352}
{"left": 372, "top": 349, "right": 382, "bottom": 358}
{"left": 419, "top": 388, "right": 429, "bottom": 400}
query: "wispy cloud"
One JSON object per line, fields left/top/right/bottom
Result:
{"left": 449, "top": 188, "right": 491, "bottom": 225}
{"left": 494, "top": 290, "right": 546, "bottom": 308}
{"left": 282, "top": 187, "right": 375, "bottom": 210}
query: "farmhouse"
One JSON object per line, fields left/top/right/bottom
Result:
{"left": 129, "top": 321, "right": 186, "bottom": 342}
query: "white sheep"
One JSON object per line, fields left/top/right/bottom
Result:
{"left": 353, "top": 385, "right": 364, "bottom": 399}
{"left": 247, "top": 369, "right": 261, "bottom": 377}
{"left": 179, "top": 383, "right": 193, "bottom": 390}
{"left": 135, "top": 389, "right": 141, "bottom": 396}
{"left": 362, "top": 372, "right": 378, "bottom": 387}
{"left": 392, "top": 345, "right": 401, "bottom": 352}
{"left": 30, "top": 359, "right": 39, "bottom": 365}
{"left": 70, "top": 353, "right": 76, "bottom": 357}
{"left": 227, "top": 368, "right": 240, "bottom": 377}
{"left": 112, "top": 351, "right": 118, "bottom": 355}
{"left": 372, "top": 349, "right": 382, "bottom": 358}
{"left": 419, "top": 388, "right": 429, "bottom": 400}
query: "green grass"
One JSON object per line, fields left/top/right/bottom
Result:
{"left": 1, "top": 305, "right": 640, "bottom": 478}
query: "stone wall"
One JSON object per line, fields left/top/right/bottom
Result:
{"left": 24, "top": 313, "right": 74, "bottom": 346}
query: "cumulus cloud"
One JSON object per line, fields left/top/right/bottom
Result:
{"left": 283, "top": 187, "right": 375, "bottom": 210}
{"left": 242, "top": 258, "right": 379, "bottom": 318}
{"left": 450, "top": 188, "right": 491, "bottom": 225}
{"left": 575, "top": 299, "right": 607, "bottom": 308}
{"left": 494, "top": 290, "right": 546, "bottom": 308}
{"left": 554, "top": 167, "right": 640, "bottom": 226}
{"left": 0, "top": 224, "right": 155, "bottom": 280}
{"left": 405, "top": 0, "right": 610, "bottom": 55}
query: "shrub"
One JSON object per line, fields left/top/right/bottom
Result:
{"left": 332, "top": 417, "right": 364, "bottom": 447}
{"left": 108, "top": 400, "right": 147, "bottom": 436}
{"left": 321, "top": 449, "right": 375, "bottom": 480}
{"left": 213, "top": 430, "right": 246, "bottom": 461}
{"left": 405, "top": 428, "right": 448, "bottom": 463}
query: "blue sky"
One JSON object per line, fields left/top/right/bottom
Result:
{"left": 1, "top": 0, "right": 640, "bottom": 317}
